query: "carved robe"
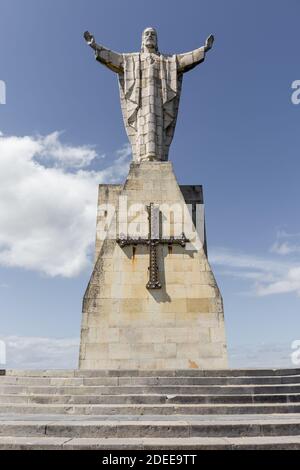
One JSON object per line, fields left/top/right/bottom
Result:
{"left": 94, "top": 46, "right": 205, "bottom": 162}
{"left": 119, "top": 53, "right": 181, "bottom": 162}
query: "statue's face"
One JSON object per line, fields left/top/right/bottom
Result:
{"left": 142, "top": 28, "right": 158, "bottom": 51}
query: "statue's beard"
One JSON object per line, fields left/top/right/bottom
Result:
{"left": 142, "top": 42, "right": 157, "bottom": 52}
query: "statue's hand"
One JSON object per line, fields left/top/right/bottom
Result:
{"left": 84, "top": 31, "right": 95, "bottom": 46}
{"left": 204, "top": 34, "right": 214, "bottom": 52}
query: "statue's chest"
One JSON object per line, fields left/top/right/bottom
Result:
{"left": 140, "top": 54, "right": 160, "bottom": 81}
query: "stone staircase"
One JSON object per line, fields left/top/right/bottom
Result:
{"left": 1, "top": 368, "right": 300, "bottom": 449}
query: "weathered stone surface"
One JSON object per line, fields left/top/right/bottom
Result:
{"left": 3, "top": 435, "right": 300, "bottom": 450}
{"left": 84, "top": 28, "right": 214, "bottom": 163}
{"left": 1, "top": 367, "right": 300, "bottom": 450}
{"left": 79, "top": 161, "right": 227, "bottom": 369}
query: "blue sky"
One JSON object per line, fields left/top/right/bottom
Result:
{"left": 0, "top": 0, "right": 300, "bottom": 368}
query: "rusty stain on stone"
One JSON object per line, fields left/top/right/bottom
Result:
{"left": 188, "top": 360, "right": 199, "bottom": 369}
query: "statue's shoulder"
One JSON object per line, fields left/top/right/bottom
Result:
{"left": 160, "top": 53, "right": 177, "bottom": 63}
{"left": 122, "top": 52, "right": 140, "bottom": 58}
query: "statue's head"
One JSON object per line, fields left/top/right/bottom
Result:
{"left": 141, "top": 27, "right": 158, "bottom": 53}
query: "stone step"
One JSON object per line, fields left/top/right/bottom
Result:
{"left": 1, "top": 368, "right": 300, "bottom": 449}
{"left": 2, "top": 375, "right": 300, "bottom": 386}
{"left": 1, "top": 392, "right": 300, "bottom": 405}
{"left": 2, "top": 384, "right": 300, "bottom": 395}
{"left": 1, "top": 415, "right": 300, "bottom": 438}
{"left": 1, "top": 435, "right": 300, "bottom": 450}
{"left": 1, "top": 402, "right": 300, "bottom": 415}
{"left": 4, "top": 368, "right": 300, "bottom": 378}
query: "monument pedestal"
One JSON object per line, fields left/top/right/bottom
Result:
{"left": 79, "top": 162, "right": 227, "bottom": 369}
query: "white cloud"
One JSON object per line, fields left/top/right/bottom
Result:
{"left": 271, "top": 241, "right": 300, "bottom": 256}
{"left": 270, "top": 231, "right": 300, "bottom": 255}
{"left": 256, "top": 267, "right": 300, "bottom": 296}
{"left": 210, "top": 247, "right": 300, "bottom": 297}
{"left": 0, "top": 335, "right": 79, "bottom": 369}
{"left": 210, "top": 248, "right": 291, "bottom": 275}
{"left": 0, "top": 132, "right": 130, "bottom": 277}
{"left": 36, "top": 131, "right": 100, "bottom": 169}
{"left": 276, "top": 230, "right": 300, "bottom": 239}
{"left": 229, "top": 341, "right": 297, "bottom": 368}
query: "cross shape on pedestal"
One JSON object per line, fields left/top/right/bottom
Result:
{"left": 117, "top": 203, "right": 189, "bottom": 290}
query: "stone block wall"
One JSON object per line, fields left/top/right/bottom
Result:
{"left": 79, "top": 162, "right": 227, "bottom": 369}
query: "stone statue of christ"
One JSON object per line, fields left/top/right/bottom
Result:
{"left": 84, "top": 27, "right": 214, "bottom": 163}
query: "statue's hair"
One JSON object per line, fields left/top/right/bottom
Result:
{"left": 141, "top": 27, "right": 159, "bottom": 53}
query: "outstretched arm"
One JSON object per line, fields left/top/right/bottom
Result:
{"left": 177, "top": 35, "right": 214, "bottom": 73}
{"left": 84, "top": 31, "right": 123, "bottom": 74}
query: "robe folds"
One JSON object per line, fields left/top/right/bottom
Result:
{"left": 118, "top": 53, "right": 183, "bottom": 162}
